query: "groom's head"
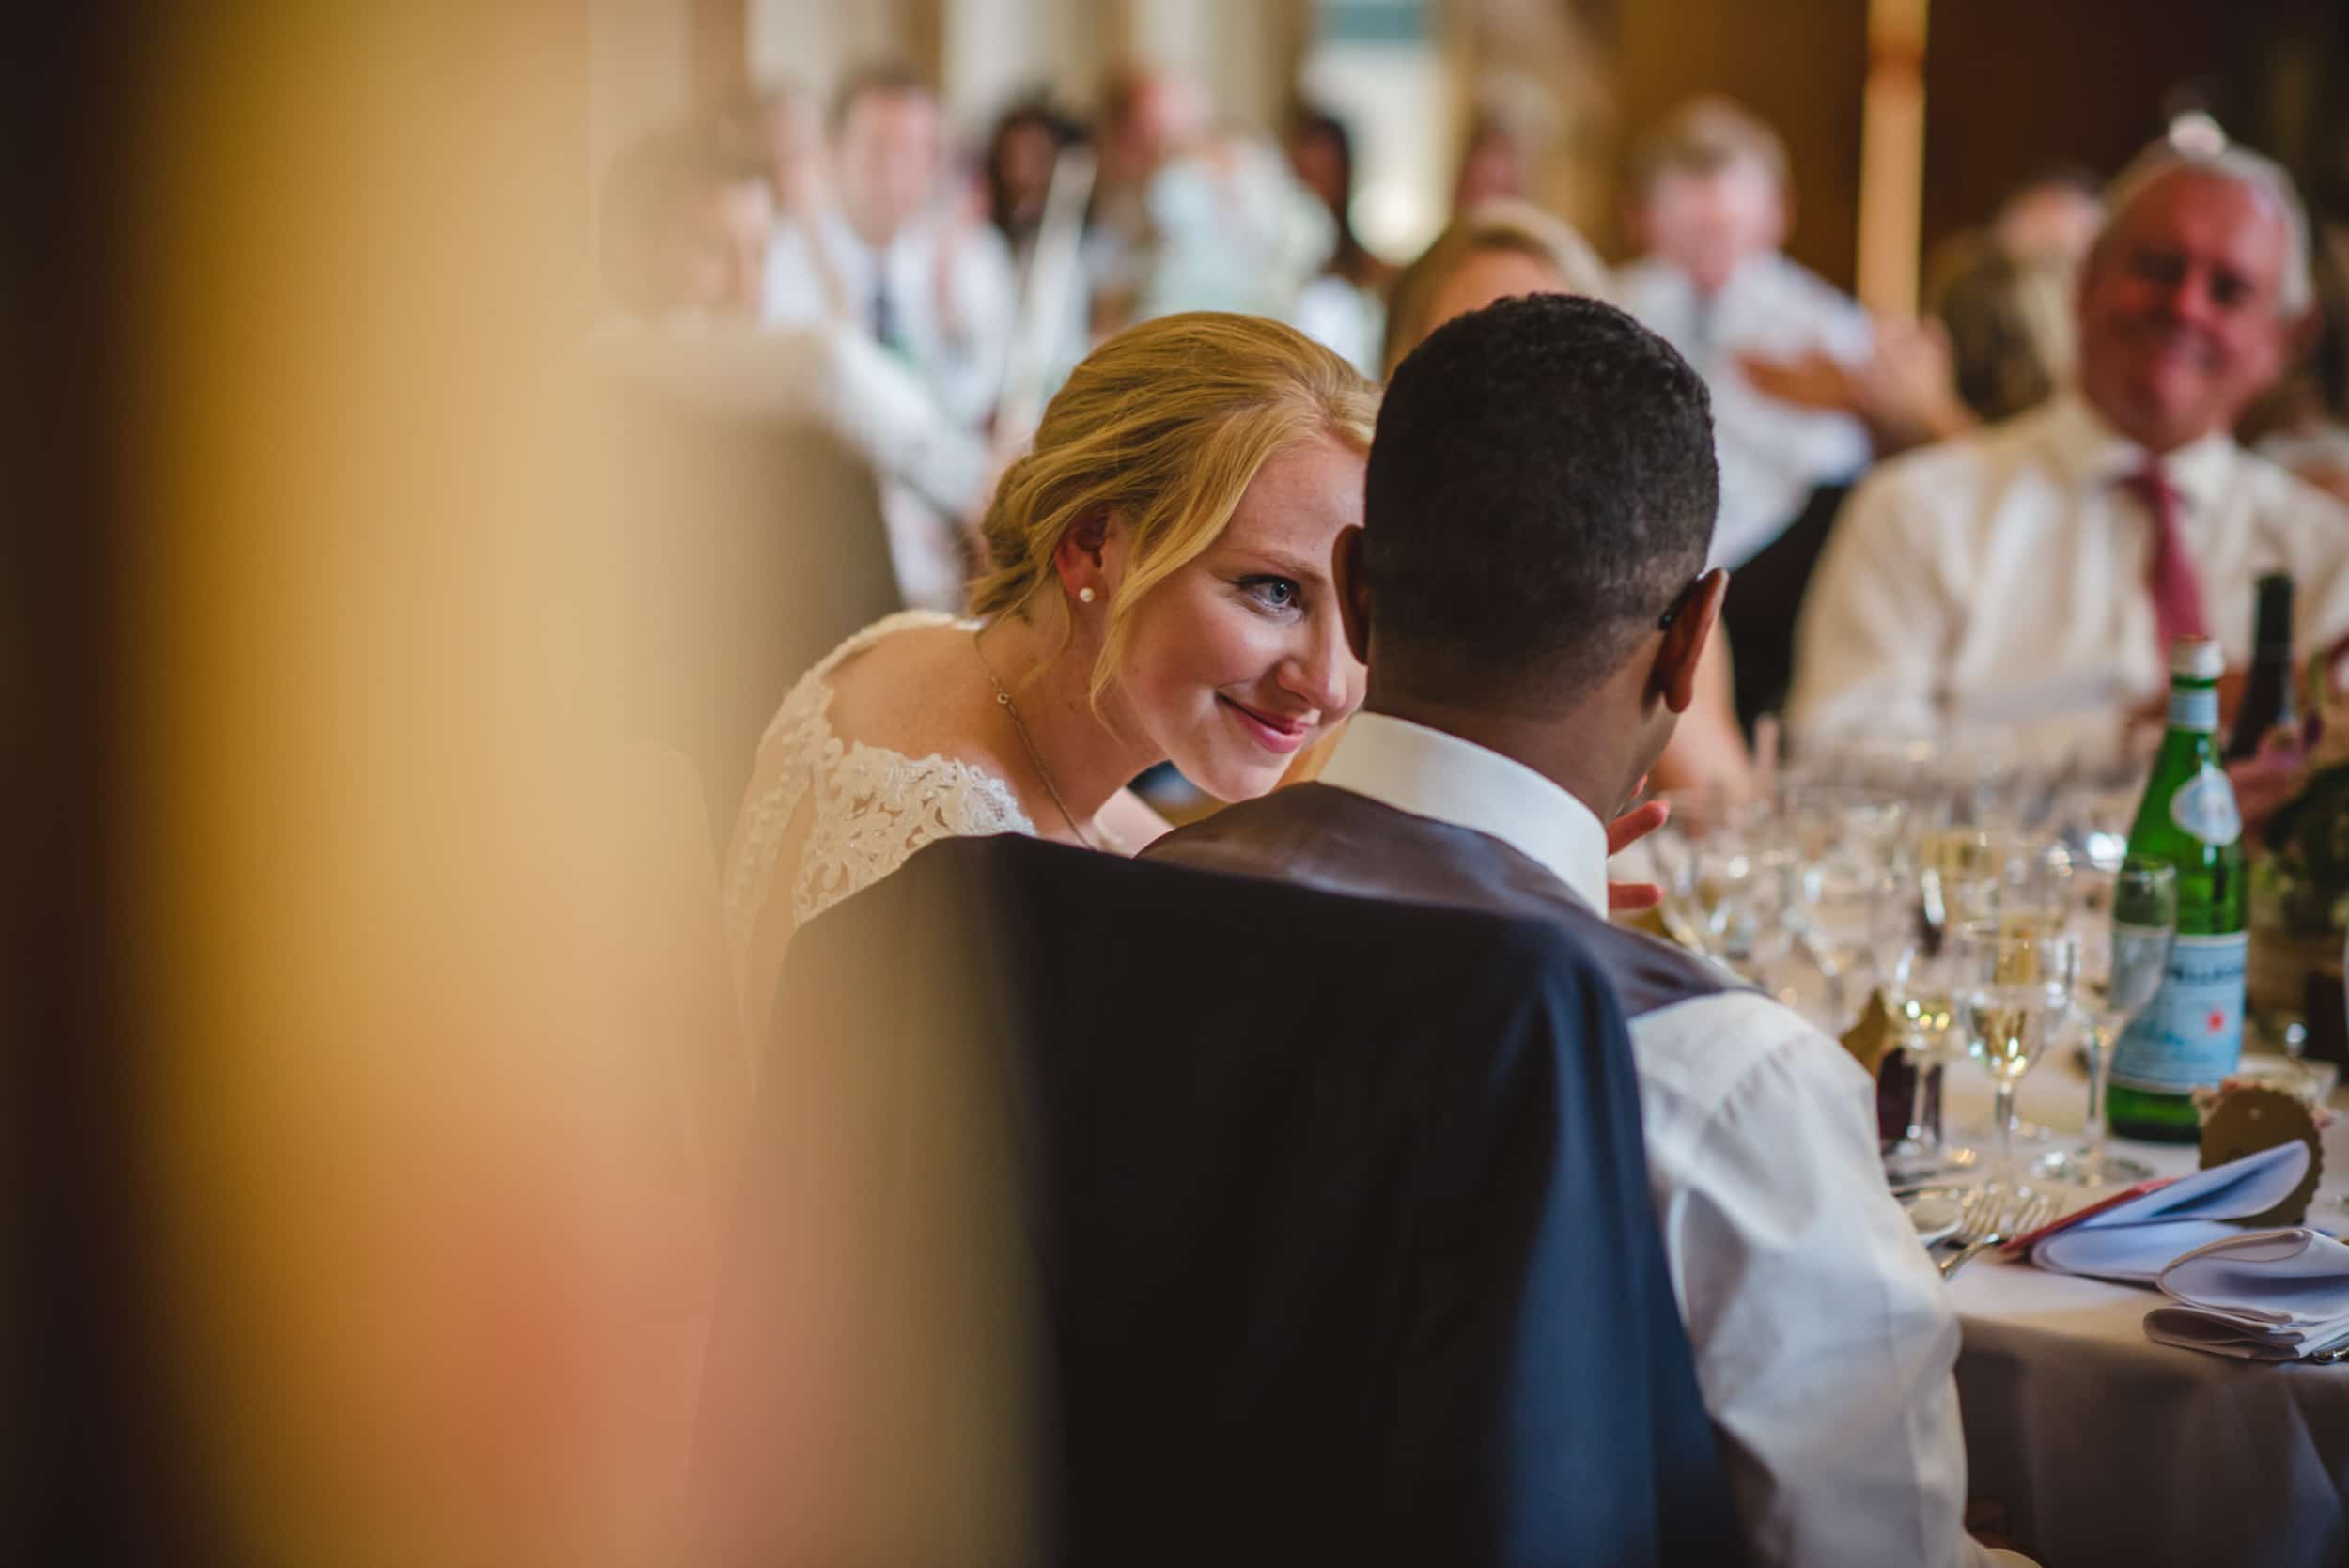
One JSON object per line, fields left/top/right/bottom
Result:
{"left": 1343, "top": 292, "right": 1722, "bottom": 798}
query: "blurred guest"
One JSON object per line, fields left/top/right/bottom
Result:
{"left": 747, "top": 83, "right": 846, "bottom": 319}
{"left": 1932, "top": 245, "right": 2076, "bottom": 426}
{"left": 1617, "top": 97, "right": 1874, "bottom": 569}
{"left": 1084, "top": 62, "right": 1205, "bottom": 335}
{"left": 1991, "top": 162, "right": 2106, "bottom": 269}
{"left": 1379, "top": 199, "right": 1609, "bottom": 378}
{"left": 1138, "top": 130, "right": 1331, "bottom": 323}
{"left": 764, "top": 62, "right": 1015, "bottom": 431}
{"left": 1792, "top": 141, "right": 2349, "bottom": 751}
{"left": 1369, "top": 200, "right": 1749, "bottom": 798}
{"left": 983, "top": 95, "right": 1081, "bottom": 265}
{"left": 1148, "top": 295, "right": 2030, "bottom": 1568}
{"left": 2245, "top": 224, "right": 2349, "bottom": 504}
{"left": 982, "top": 94, "right": 1092, "bottom": 417}
{"left": 1285, "top": 103, "right": 1392, "bottom": 376}
{"left": 593, "top": 126, "right": 990, "bottom": 613}
{"left": 600, "top": 125, "right": 774, "bottom": 323}
{"left": 1451, "top": 113, "right": 1530, "bottom": 212}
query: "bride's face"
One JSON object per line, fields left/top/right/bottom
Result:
{"left": 1109, "top": 433, "right": 1367, "bottom": 801}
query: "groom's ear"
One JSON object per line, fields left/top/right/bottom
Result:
{"left": 1332, "top": 526, "right": 1371, "bottom": 666}
{"left": 1657, "top": 567, "right": 1728, "bottom": 714}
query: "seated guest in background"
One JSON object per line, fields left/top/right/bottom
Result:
{"left": 1616, "top": 96, "right": 1874, "bottom": 571}
{"left": 723, "top": 314, "right": 1377, "bottom": 1036}
{"left": 1377, "top": 199, "right": 1609, "bottom": 379}
{"left": 1081, "top": 61, "right": 1204, "bottom": 337}
{"left": 1284, "top": 102, "right": 1393, "bottom": 377}
{"left": 1791, "top": 140, "right": 2349, "bottom": 751}
{"left": 591, "top": 124, "right": 992, "bottom": 596}
{"left": 1987, "top": 162, "right": 2106, "bottom": 271}
{"left": 1147, "top": 294, "right": 2026, "bottom": 1568}
{"left": 747, "top": 83, "right": 844, "bottom": 319}
{"left": 1450, "top": 111, "right": 1532, "bottom": 213}
{"left": 763, "top": 61, "right": 1016, "bottom": 432}
{"left": 600, "top": 123, "right": 775, "bottom": 324}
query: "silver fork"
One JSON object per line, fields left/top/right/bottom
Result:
{"left": 1939, "top": 1190, "right": 2056, "bottom": 1281}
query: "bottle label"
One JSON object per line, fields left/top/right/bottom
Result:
{"left": 2168, "top": 766, "right": 2242, "bottom": 846}
{"left": 2108, "top": 931, "right": 2248, "bottom": 1094}
{"left": 2169, "top": 685, "right": 2219, "bottom": 731}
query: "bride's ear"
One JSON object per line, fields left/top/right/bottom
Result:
{"left": 1052, "top": 510, "right": 1114, "bottom": 599}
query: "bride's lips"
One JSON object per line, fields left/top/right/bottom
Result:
{"left": 1219, "top": 694, "right": 1314, "bottom": 754}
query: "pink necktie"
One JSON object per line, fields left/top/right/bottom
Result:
{"left": 2124, "top": 463, "right": 2207, "bottom": 654}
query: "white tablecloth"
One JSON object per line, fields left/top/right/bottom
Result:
{"left": 1938, "top": 1055, "right": 2349, "bottom": 1566}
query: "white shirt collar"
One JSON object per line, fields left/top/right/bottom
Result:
{"left": 1315, "top": 712, "right": 1610, "bottom": 912}
{"left": 2041, "top": 387, "right": 2238, "bottom": 511}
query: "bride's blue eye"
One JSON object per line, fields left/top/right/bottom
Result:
{"left": 1237, "top": 575, "right": 1303, "bottom": 613}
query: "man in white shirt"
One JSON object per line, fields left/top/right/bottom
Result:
{"left": 1791, "top": 140, "right": 2349, "bottom": 742}
{"left": 595, "top": 122, "right": 989, "bottom": 611}
{"left": 1616, "top": 97, "right": 1874, "bottom": 569}
{"left": 763, "top": 63, "right": 1016, "bottom": 432}
{"left": 1148, "top": 294, "right": 2029, "bottom": 1567}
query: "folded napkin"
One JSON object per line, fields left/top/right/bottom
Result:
{"left": 2143, "top": 1228, "right": 2349, "bottom": 1361}
{"left": 2015, "top": 1141, "right": 2312, "bottom": 1283}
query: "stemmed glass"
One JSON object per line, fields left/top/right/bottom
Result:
{"left": 2040, "top": 856, "right": 2176, "bottom": 1187}
{"left": 1782, "top": 786, "right": 1909, "bottom": 1028}
{"left": 1882, "top": 893, "right": 1964, "bottom": 1181}
{"left": 1649, "top": 790, "right": 1793, "bottom": 981}
{"left": 1954, "top": 912, "right": 2082, "bottom": 1197}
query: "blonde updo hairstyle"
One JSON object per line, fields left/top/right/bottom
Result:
{"left": 970, "top": 311, "right": 1378, "bottom": 707}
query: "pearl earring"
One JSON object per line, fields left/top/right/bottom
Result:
{"left": 1078, "top": 586, "right": 1097, "bottom": 604}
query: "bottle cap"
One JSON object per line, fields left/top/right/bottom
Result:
{"left": 2170, "top": 635, "right": 2224, "bottom": 679}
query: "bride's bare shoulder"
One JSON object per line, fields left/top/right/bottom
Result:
{"left": 819, "top": 620, "right": 1001, "bottom": 763}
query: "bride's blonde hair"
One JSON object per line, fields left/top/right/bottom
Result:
{"left": 969, "top": 312, "right": 1378, "bottom": 705}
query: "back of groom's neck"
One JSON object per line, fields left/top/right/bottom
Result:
{"left": 1359, "top": 691, "right": 1620, "bottom": 822}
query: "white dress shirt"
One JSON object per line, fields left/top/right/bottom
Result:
{"left": 1616, "top": 252, "right": 1875, "bottom": 570}
{"left": 1789, "top": 391, "right": 2349, "bottom": 743}
{"left": 763, "top": 209, "right": 1016, "bottom": 433}
{"left": 1318, "top": 712, "right": 2025, "bottom": 1568}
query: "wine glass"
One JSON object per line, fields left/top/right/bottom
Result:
{"left": 1782, "top": 787, "right": 1909, "bottom": 1027}
{"left": 1649, "top": 790, "right": 1793, "bottom": 981}
{"left": 1881, "top": 878, "right": 1966, "bottom": 1181}
{"left": 1953, "top": 913, "right": 2081, "bottom": 1197}
{"left": 2039, "top": 857, "right": 2176, "bottom": 1187}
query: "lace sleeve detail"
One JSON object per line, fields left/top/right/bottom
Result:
{"left": 722, "top": 612, "right": 1034, "bottom": 966}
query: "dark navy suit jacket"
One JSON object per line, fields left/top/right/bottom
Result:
{"left": 738, "top": 832, "right": 1745, "bottom": 1566}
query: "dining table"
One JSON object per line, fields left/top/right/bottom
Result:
{"left": 1937, "top": 1050, "right": 2349, "bottom": 1567}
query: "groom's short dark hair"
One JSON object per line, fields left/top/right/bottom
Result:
{"left": 1363, "top": 292, "right": 1718, "bottom": 709}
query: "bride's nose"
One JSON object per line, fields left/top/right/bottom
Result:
{"left": 1273, "top": 618, "right": 1351, "bottom": 715}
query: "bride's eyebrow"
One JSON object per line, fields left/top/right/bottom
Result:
{"left": 1224, "top": 548, "right": 1327, "bottom": 584}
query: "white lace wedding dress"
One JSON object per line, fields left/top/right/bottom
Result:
{"left": 723, "top": 611, "right": 1036, "bottom": 986}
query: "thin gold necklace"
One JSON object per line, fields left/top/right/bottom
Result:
{"left": 972, "top": 630, "right": 1101, "bottom": 852}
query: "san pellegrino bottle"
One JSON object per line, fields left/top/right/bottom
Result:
{"left": 2108, "top": 636, "right": 2247, "bottom": 1141}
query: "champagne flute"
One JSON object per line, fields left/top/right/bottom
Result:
{"left": 1879, "top": 856, "right": 1967, "bottom": 1182}
{"left": 1953, "top": 913, "right": 2080, "bottom": 1197}
{"left": 2039, "top": 857, "right": 2175, "bottom": 1187}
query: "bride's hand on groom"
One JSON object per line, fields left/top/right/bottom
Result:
{"left": 1605, "top": 797, "right": 1669, "bottom": 915}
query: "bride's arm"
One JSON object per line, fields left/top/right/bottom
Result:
{"left": 1101, "top": 788, "right": 1174, "bottom": 854}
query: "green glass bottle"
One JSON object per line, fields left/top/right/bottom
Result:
{"left": 2108, "top": 636, "right": 2248, "bottom": 1141}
